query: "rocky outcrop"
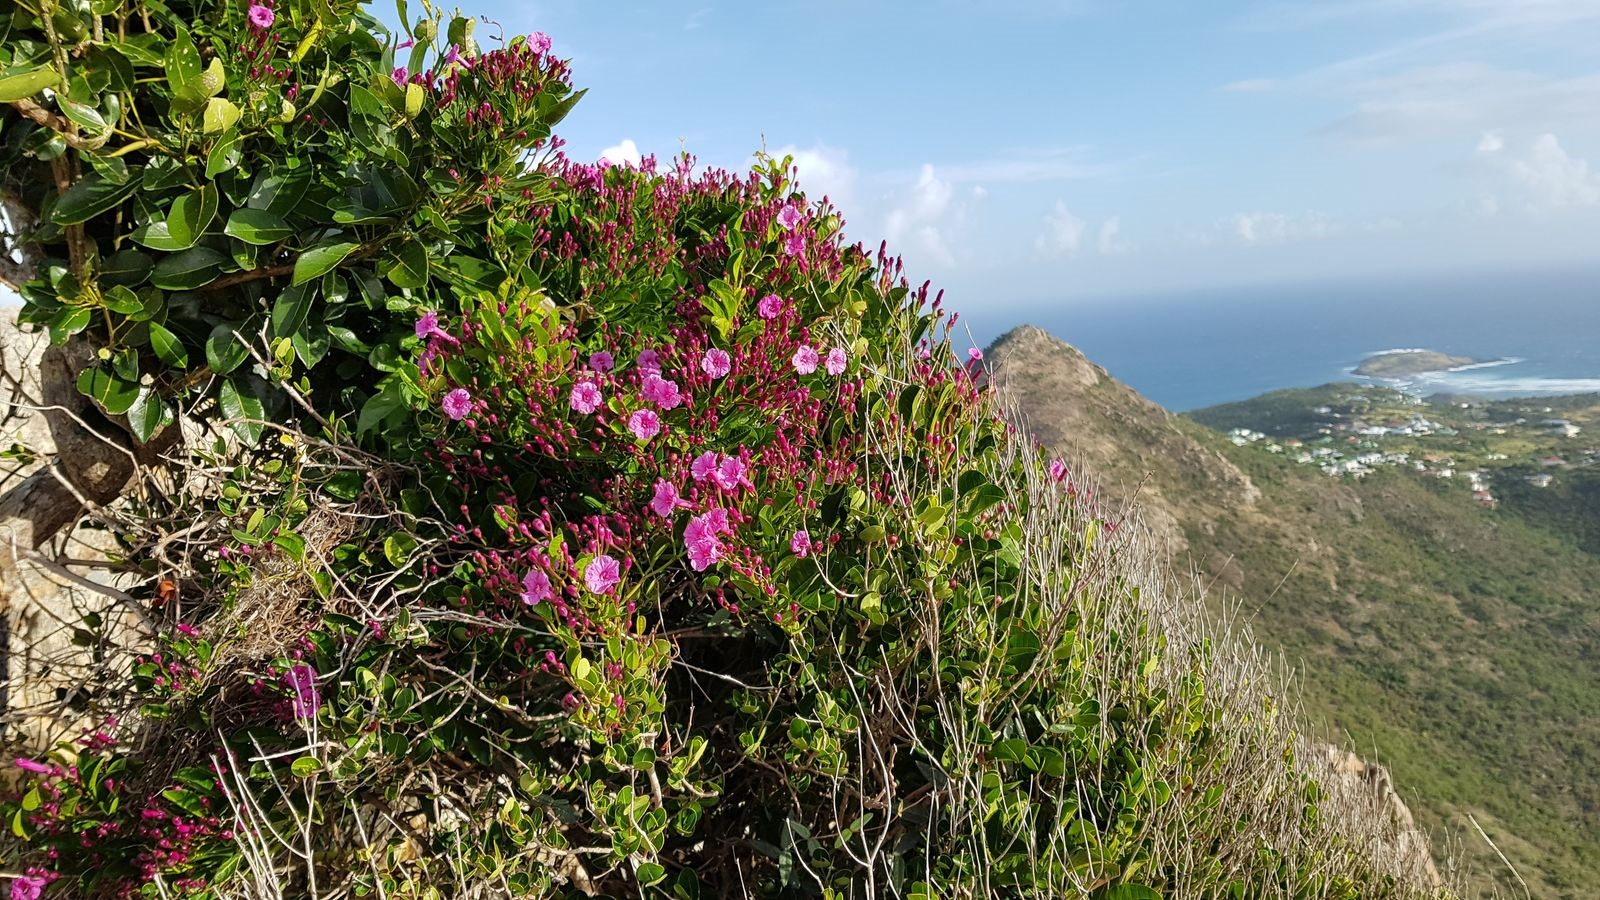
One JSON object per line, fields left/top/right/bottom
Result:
{"left": 1310, "top": 742, "right": 1444, "bottom": 889}
{"left": 986, "top": 325, "right": 1260, "bottom": 556}
{"left": 0, "top": 316, "right": 144, "bottom": 754}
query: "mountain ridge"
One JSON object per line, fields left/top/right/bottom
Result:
{"left": 988, "top": 323, "right": 1600, "bottom": 899}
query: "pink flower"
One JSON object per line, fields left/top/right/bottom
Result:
{"left": 790, "top": 530, "right": 811, "bottom": 558}
{"left": 636, "top": 349, "right": 662, "bottom": 374}
{"left": 10, "top": 875, "right": 46, "bottom": 900}
{"left": 714, "top": 456, "right": 748, "bottom": 492}
{"left": 569, "top": 382, "right": 602, "bottom": 414}
{"left": 588, "top": 351, "right": 614, "bottom": 373}
{"left": 628, "top": 409, "right": 661, "bottom": 441}
{"left": 684, "top": 513, "right": 724, "bottom": 572}
{"left": 824, "top": 347, "right": 848, "bottom": 376}
{"left": 701, "top": 348, "right": 732, "bottom": 379}
{"left": 642, "top": 373, "right": 682, "bottom": 410}
{"left": 650, "top": 480, "right": 683, "bottom": 518}
{"left": 703, "top": 507, "right": 733, "bottom": 534}
{"left": 758, "top": 294, "right": 784, "bottom": 320}
{"left": 247, "top": 3, "right": 275, "bottom": 29}
{"left": 391, "top": 66, "right": 409, "bottom": 87}
{"left": 13, "top": 758, "right": 51, "bottom": 775}
{"left": 1049, "top": 459, "right": 1069, "bottom": 483}
{"left": 792, "top": 345, "right": 820, "bottom": 375}
{"left": 283, "top": 665, "right": 318, "bottom": 720}
{"left": 520, "top": 570, "right": 552, "bottom": 605}
{"left": 584, "top": 555, "right": 621, "bottom": 595}
{"left": 776, "top": 204, "right": 803, "bottom": 230}
{"left": 397, "top": 38, "right": 415, "bottom": 50}
{"left": 414, "top": 310, "right": 455, "bottom": 343}
{"left": 968, "top": 347, "right": 984, "bottom": 363}
{"left": 442, "top": 43, "right": 470, "bottom": 68}
{"left": 529, "top": 32, "right": 552, "bottom": 54}
{"left": 784, "top": 232, "right": 807, "bottom": 257}
{"left": 691, "top": 451, "right": 720, "bottom": 482}
{"left": 441, "top": 388, "right": 472, "bottom": 421}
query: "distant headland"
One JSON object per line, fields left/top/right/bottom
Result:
{"left": 1353, "top": 349, "right": 1486, "bottom": 378}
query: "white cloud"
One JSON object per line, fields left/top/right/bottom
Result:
{"left": 1097, "top": 216, "right": 1130, "bottom": 255}
{"left": 769, "top": 143, "right": 857, "bottom": 211}
{"left": 599, "top": 139, "right": 642, "bottom": 167}
{"left": 1035, "top": 201, "right": 1087, "bottom": 256}
{"left": 1222, "top": 78, "right": 1277, "bottom": 93}
{"left": 884, "top": 164, "right": 967, "bottom": 267}
{"left": 1225, "top": 211, "right": 1342, "bottom": 246}
{"left": 1474, "top": 131, "right": 1600, "bottom": 211}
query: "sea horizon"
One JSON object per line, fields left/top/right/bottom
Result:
{"left": 971, "top": 263, "right": 1600, "bottom": 411}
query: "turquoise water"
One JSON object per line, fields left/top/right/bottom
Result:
{"left": 971, "top": 265, "right": 1600, "bottom": 411}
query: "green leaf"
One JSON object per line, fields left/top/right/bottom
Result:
{"left": 206, "top": 324, "right": 250, "bottom": 374}
{"left": 164, "top": 28, "right": 202, "bottom": 93}
{"left": 380, "top": 239, "right": 429, "bottom": 289}
{"left": 101, "top": 249, "right": 153, "bottom": 286}
{"left": 48, "top": 307, "right": 92, "bottom": 345}
{"left": 225, "top": 208, "right": 293, "bottom": 245}
{"left": 57, "top": 96, "right": 108, "bottom": 135}
{"left": 271, "top": 284, "right": 314, "bottom": 339}
{"left": 219, "top": 378, "right": 265, "bottom": 445}
{"left": 383, "top": 532, "right": 418, "bottom": 566}
{"left": 151, "top": 247, "right": 228, "bottom": 290}
{"left": 102, "top": 285, "right": 144, "bottom": 315}
{"left": 0, "top": 64, "right": 61, "bottom": 103}
{"left": 148, "top": 322, "right": 189, "bottom": 367}
{"left": 203, "top": 97, "right": 241, "bottom": 134}
{"left": 293, "top": 241, "right": 358, "bottom": 286}
{"left": 164, "top": 186, "right": 220, "bottom": 251}
{"left": 51, "top": 174, "right": 139, "bottom": 225}
{"left": 76, "top": 366, "right": 141, "bottom": 416}
{"left": 290, "top": 757, "right": 322, "bottom": 778}
{"left": 206, "top": 128, "right": 243, "bottom": 178}
{"left": 636, "top": 863, "right": 667, "bottom": 887}
{"left": 247, "top": 167, "right": 311, "bottom": 214}
{"left": 125, "top": 388, "right": 171, "bottom": 443}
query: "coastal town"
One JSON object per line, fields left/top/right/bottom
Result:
{"left": 1202, "top": 386, "right": 1600, "bottom": 506}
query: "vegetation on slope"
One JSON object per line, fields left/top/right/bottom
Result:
{"left": 988, "top": 326, "right": 1600, "bottom": 899}
{"left": 0, "top": 4, "right": 1462, "bottom": 898}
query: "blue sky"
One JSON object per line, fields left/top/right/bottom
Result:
{"left": 467, "top": 0, "right": 1600, "bottom": 315}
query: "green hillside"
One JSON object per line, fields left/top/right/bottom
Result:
{"left": 989, "top": 326, "right": 1600, "bottom": 899}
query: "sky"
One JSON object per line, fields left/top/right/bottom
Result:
{"left": 464, "top": 0, "right": 1600, "bottom": 317}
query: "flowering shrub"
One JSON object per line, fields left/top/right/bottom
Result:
{"left": 2, "top": 2, "right": 1457, "bottom": 899}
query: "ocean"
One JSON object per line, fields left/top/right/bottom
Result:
{"left": 971, "top": 265, "right": 1600, "bottom": 412}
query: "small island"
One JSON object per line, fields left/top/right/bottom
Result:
{"left": 1354, "top": 349, "right": 1484, "bottom": 378}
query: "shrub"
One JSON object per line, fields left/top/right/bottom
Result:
{"left": 2, "top": 1, "right": 1462, "bottom": 898}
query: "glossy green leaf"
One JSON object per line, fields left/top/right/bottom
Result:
{"left": 102, "top": 285, "right": 143, "bottom": 315}
{"left": 293, "top": 241, "right": 359, "bottom": 286}
{"left": 219, "top": 378, "right": 265, "bottom": 445}
{"left": 125, "top": 388, "right": 172, "bottom": 443}
{"left": 225, "top": 208, "right": 294, "bottom": 245}
{"left": 148, "top": 321, "right": 189, "bottom": 367}
{"left": 76, "top": 366, "right": 141, "bottom": 416}
{"left": 271, "top": 284, "right": 314, "bottom": 338}
{"left": 380, "top": 239, "right": 429, "bottom": 289}
{"left": 51, "top": 174, "right": 140, "bottom": 225}
{"left": 151, "top": 247, "right": 228, "bottom": 290}
{"left": 206, "top": 324, "right": 250, "bottom": 374}
{"left": 0, "top": 64, "right": 61, "bottom": 103}
{"left": 164, "top": 186, "right": 220, "bottom": 250}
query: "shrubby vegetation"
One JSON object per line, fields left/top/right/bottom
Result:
{"left": 2, "top": 1, "right": 1461, "bottom": 897}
